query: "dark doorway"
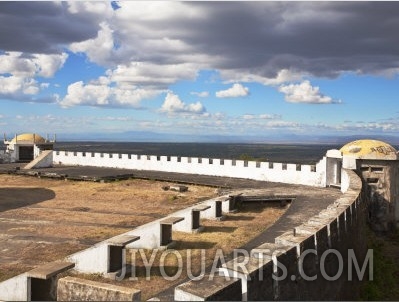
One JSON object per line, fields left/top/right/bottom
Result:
{"left": 19, "top": 146, "right": 34, "bottom": 161}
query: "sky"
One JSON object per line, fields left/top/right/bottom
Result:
{"left": 1, "top": 1, "right": 399, "bottom": 142}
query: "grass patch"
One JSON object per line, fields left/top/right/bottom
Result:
{"left": 360, "top": 229, "right": 399, "bottom": 300}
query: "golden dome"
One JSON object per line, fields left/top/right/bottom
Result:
{"left": 10, "top": 133, "right": 46, "bottom": 144}
{"left": 340, "top": 139, "right": 398, "bottom": 160}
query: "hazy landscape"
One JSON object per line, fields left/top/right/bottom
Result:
{"left": 53, "top": 142, "right": 341, "bottom": 164}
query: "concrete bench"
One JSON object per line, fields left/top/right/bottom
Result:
{"left": 192, "top": 205, "right": 211, "bottom": 232}
{"left": 27, "top": 261, "right": 75, "bottom": 301}
{"left": 160, "top": 217, "right": 184, "bottom": 247}
{"left": 175, "top": 274, "right": 242, "bottom": 301}
{"left": 106, "top": 235, "right": 140, "bottom": 278}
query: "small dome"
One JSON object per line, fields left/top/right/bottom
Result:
{"left": 340, "top": 139, "right": 398, "bottom": 160}
{"left": 10, "top": 133, "right": 46, "bottom": 144}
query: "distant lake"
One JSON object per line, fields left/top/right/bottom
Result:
{"left": 53, "top": 142, "right": 342, "bottom": 164}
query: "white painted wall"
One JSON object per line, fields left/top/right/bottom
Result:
{"left": 0, "top": 273, "right": 29, "bottom": 301}
{"left": 341, "top": 169, "right": 351, "bottom": 193}
{"left": 66, "top": 244, "right": 109, "bottom": 274}
{"left": 53, "top": 151, "right": 327, "bottom": 187}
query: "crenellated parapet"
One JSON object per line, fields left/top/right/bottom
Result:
{"left": 53, "top": 151, "right": 328, "bottom": 187}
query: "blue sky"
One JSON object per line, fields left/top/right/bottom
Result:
{"left": 1, "top": 2, "right": 399, "bottom": 141}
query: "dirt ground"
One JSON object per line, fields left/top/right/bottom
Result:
{"left": 67, "top": 201, "right": 287, "bottom": 300}
{"left": 0, "top": 174, "right": 217, "bottom": 281}
{"left": 0, "top": 173, "right": 289, "bottom": 300}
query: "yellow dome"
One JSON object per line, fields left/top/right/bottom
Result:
{"left": 340, "top": 139, "right": 398, "bottom": 160}
{"left": 10, "top": 133, "right": 46, "bottom": 144}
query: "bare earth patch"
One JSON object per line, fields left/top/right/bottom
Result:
{"left": 0, "top": 173, "right": 288, "bottom": 299}
{"left": 0, "top": 174, "right": 216, "bottom": 281}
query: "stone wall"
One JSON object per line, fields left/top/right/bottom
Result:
{"left": 175, "top": 169, "right": 370, "bottom": 300}
{"left": 57, "top": 277, "right": 140, "bottom": 301}
{"left": 53, "top": 151, "right": 327, "bottom": 187}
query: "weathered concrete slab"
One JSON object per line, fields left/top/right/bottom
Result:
{"left": 160, "top": 217, "right": 185, "bottom": 225}
{"left": 193, "top": 205, "right": 211, "bottom": 212}
{"left": 107, "top": 235, "right": 140, "bottom": 247}
{"left": 57, "top": 276, "right": 141, "bottom": 301}
{"left": 27, "top": 261, "right": 74, "bottom": 280}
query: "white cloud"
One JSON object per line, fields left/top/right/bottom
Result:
{"left": 0, "top": 51, "right": 67, "bottom": 78}
{"left": 69, "top": 22, "right": 114, "bottom": 66}
{"left": 220, "top": 69, "right": 304, "bottom": 86}
{"left": 60, "top": 76, "right": 160, "bottom": 108}
{"left": 278, "top": 80, "right": 341, "bottom": 104}
{"left": 0, "top": 75, "right": 39, "bottom": 95}
{"left": 216, "top": 83, "right": 250, "bottom": 98}
{"left": 109, "top": 62, "right": 199, "bottom": 89}
{"left": 59, "top": 60, "right": 201, "bottom": 108}
{"left": 161, "top": 91, "right": 206, "bottom": 114}
{"left": 33, "top": 53, "right": 68, "bottom": 78}
{"left": 0, "top": 51, "right": 67, "bottom": 99}
{"left": 190, "top": 91, "right": 209, "bottom": 98}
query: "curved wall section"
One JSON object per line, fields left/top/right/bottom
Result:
{"left": 176, "top": 169, "right": 369, "bottom": 300}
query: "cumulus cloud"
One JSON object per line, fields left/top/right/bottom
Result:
{"left": 69, "top": 22, "right": 115, "bottom": 66}
{"left": 109, "top": 62, "right": 199, "bottom": 89}
{"left": 0, "top": 51, "right": 67, "bottom": 100}
{"left": 161, "top": 91, "right": 206, "bottom": 114}
{"left": 2, "top": 2, "right": 399, "bottom": 109}
{"left": 0, "top": 51, "right": 67, "bottom": 78}
{"left": 278, "top": 81, "right": 341, "bottom": 104}
{"left": 216, "top": 83, "right": 250, "bottom": 98}
{"left": 60, "top": 76, "right": 160, "bottom": 108}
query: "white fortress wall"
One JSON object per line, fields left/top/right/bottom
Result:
{"left": 53, "top": 151, "right": 327, "bottom": 187}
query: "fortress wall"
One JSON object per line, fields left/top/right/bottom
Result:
{"left": 177, "top": 169, "right": 369, "bottom": 301}
{"left": 53, "top": 151, "right": 327, "bottom": 187}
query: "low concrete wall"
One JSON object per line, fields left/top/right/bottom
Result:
{"left": 53, "top": 151, "right": 327, "bottom": 187}
{"left": 66, "top": 196, "right": 230, "bottom": 274}
{"left": 57, "top": 276, "right": 140, "bottom": 301}
{"left": 0, "top": 273, "right": 29, "bottom": 301}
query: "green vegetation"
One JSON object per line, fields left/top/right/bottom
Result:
{"left": 360, "top": 229, "right": 399, "bottom": 300}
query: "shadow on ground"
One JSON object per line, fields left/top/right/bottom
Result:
{"left": 0, "top": 187, "right": 56, "bottom": 212}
